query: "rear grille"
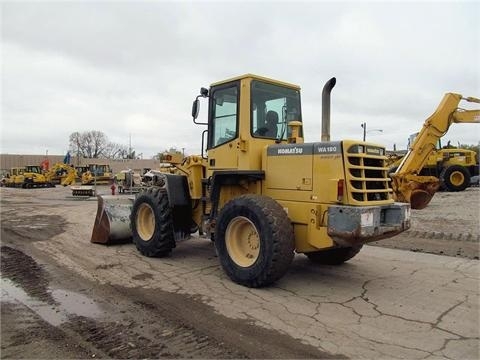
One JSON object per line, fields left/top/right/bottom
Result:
{"left": 346, "top": 145, "right": 391, "bottom": 204}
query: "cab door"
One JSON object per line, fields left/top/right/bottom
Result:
{"left": 206, "top": 81, "right": 240, "bottom": 174}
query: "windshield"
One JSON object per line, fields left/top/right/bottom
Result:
{"left": 251, "top": 80, "right": 302, "bottom": 140}
{"left": 26, "top": 166, "right": 42, "bottom": 173}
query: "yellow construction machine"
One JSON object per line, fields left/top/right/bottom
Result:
{"left": 4, "top": 165, "right": 53, "bottom": 188}
{"left": 44, "top": 163, "right": 78, "bottom": 186}
{"left": 390, "top": 93, "right": 479, "bottom": 209}
{"left": 92, "top": 74, "right": 411, "bottom": 287}
{"left": 67, "top": 164, "right": 112, "bottom": 197}
{"left": 81, "top": 164, "right": 113, "bottom": 185}
{"left": 389, "top": 139, "right": 478, "bottom": 192}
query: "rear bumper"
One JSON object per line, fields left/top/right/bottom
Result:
{"left": 327, "top": 202, "right": 411, "bottom": 247}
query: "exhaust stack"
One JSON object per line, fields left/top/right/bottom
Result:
{"left": 321, "top": 77, "right": 336, "bottom": 142}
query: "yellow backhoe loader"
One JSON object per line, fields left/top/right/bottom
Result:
{"left": 91, "top": 74, "right": 411, "bottom": 287}
{"left": 388, "top": 140, "right": 478, "bottom": 192}
{"left": 390, "top": 94, "right": 479, "bottom": 209}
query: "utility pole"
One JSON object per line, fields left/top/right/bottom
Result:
{"left": 361, "top": 122, "right": 383, "bottom": 141}
{"left": 129, "top": 133, "right": 132, "bottom": 159}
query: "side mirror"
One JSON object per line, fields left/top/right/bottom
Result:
{"left": 192, "top": 87, "right": 209, "bottom": 125}
{"left": 192, "top": 99, "right": 200, "bottom": 119}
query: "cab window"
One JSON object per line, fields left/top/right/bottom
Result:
{"left": 251, "top": 80, "right": 302, "bottom": 140}
{"left": 209, "top": 84, "right": 238, "bottom": 148}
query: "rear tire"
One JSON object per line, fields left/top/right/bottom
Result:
{"left": 440, "top": 165, "right": 470, "bottom": 192}
{"left": 215, "top": 195, "right": 295, "bottom": 287}
{"left": 131, "top": 188, "right": 175, "bottom": 257}
{"left": 305, "top": 245, "right": 363, "bottom": 265}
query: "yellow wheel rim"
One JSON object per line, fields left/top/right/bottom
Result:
{"left": 136, "top": 203, "right": 155, "bottom": 241}
{"left": 450, "top": 171, "right": 464, "bottom": 186}
{"left": 225, "top": 216, "right": 260, "bottom": 267}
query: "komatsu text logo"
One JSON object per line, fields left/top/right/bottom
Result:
{"left": 277, "top": 147, "right": 303, "bottom": 155}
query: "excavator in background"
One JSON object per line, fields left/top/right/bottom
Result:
{"left": 390, "top": 93, "right": 479, "bottom": 209}
{"left": 91, "top": 74, "right": 411, "bottom": 288}
{"left": 44, "top": 163, "right": 78, "bottom": 186}
{"left": 4, "top": 165, "right": 53, "bottom": 188}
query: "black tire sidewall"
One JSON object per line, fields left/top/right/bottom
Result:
{"left": 215, "top": 195, "right": 294, "bottom": 287}
{"left": 131, "top": 188, "right": 175, "bottom": 257}
{"left": 440, "top": 165, "right": 470, "bottom": 191}
{"left": 216, "top": 204, "right": 273, "bottom": 284}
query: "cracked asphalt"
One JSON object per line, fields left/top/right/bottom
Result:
{"left": 1, "top": 186, "right": 479, "bottom": 359}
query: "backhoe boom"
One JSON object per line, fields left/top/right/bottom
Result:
{"left": 391, "top": 93, "right": 480, "bottom": 209}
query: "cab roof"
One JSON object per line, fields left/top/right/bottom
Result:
{"left": 210, "top": 74, "right": 301, "bottom": 90}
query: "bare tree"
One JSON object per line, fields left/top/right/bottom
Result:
{"left": 103, "top": 142, "right": 129, "bottom": 160}
{"left": 69, "top": 131, "right": 132, "bottom": 159}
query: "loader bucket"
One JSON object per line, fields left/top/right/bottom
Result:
{"left": 91, "top": 195, "right": 135, "bottom": 244}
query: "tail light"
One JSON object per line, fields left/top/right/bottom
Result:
{"left": 337, "top": 179, "right": 344, "bottom": 202}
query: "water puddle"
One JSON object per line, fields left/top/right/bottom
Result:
{"left": 1, "top": 277, "right": 104, "bottom": 326}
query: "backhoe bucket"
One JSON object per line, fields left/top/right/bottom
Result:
{"left": 91, "top": 195, "right": 135, "bottom": 244}
{"left": 409, "top": 188, "right": 435, "bottom": 210}
{"left": 391, "top": 174, "right": 440, "bottom": 210}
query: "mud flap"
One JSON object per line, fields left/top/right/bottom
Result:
{"left": 91, "top": 195, "right": 135, "bottom": 244}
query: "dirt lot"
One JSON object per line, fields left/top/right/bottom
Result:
{"left": 371, "top": 187, "right": 479, "bottom": 259}
{"left": 0, "top": 186, "right": 478, "bottom": 359}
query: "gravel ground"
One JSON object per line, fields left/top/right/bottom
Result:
{"left": 0, "top": 185, "right": 478, "bottom": 358}
{"left": 371, "top": 187, "right": 479, "bottom": 259}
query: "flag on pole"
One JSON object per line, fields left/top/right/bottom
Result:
{"left": 63, "top": 151, "right": 71, "bottom": 164}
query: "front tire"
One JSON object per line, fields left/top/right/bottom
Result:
{"left": 440, "top": 165, "right": 470, "bottom": 192}
{"left": 215, "top": 195, "right": 295, "bottom": 288}
{"left": 130, "top": 188, "right": 175, "bottom": 257}
{"left": 305, "top": 245, "right": 363, "bottom": 265}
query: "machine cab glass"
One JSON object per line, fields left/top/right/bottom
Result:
{"left": 209, "top": 85, "right": 239, "bottom": 148}
{"left": 251, "top": 80, "right": 302, "bottom": 141}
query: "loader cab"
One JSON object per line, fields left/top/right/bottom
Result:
{"left": 193, "top": 74, "right": 302, "bottom": 175}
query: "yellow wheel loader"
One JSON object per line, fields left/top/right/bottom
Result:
{"left": 92, "top": 74, "right": 411, "bottom": 287}
{"left": 81, "top": 164, "right": 113, "bottom": 185}
{"left": 390, "top": 94, "right": 479, "bottom": 209}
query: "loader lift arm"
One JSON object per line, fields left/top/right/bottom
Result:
{"left": 391, "top": 93, "right": 480, "bottom": 209}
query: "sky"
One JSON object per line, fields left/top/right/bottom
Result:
{"left": 1, "top": 0, "right": 479, "bottom": 158}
